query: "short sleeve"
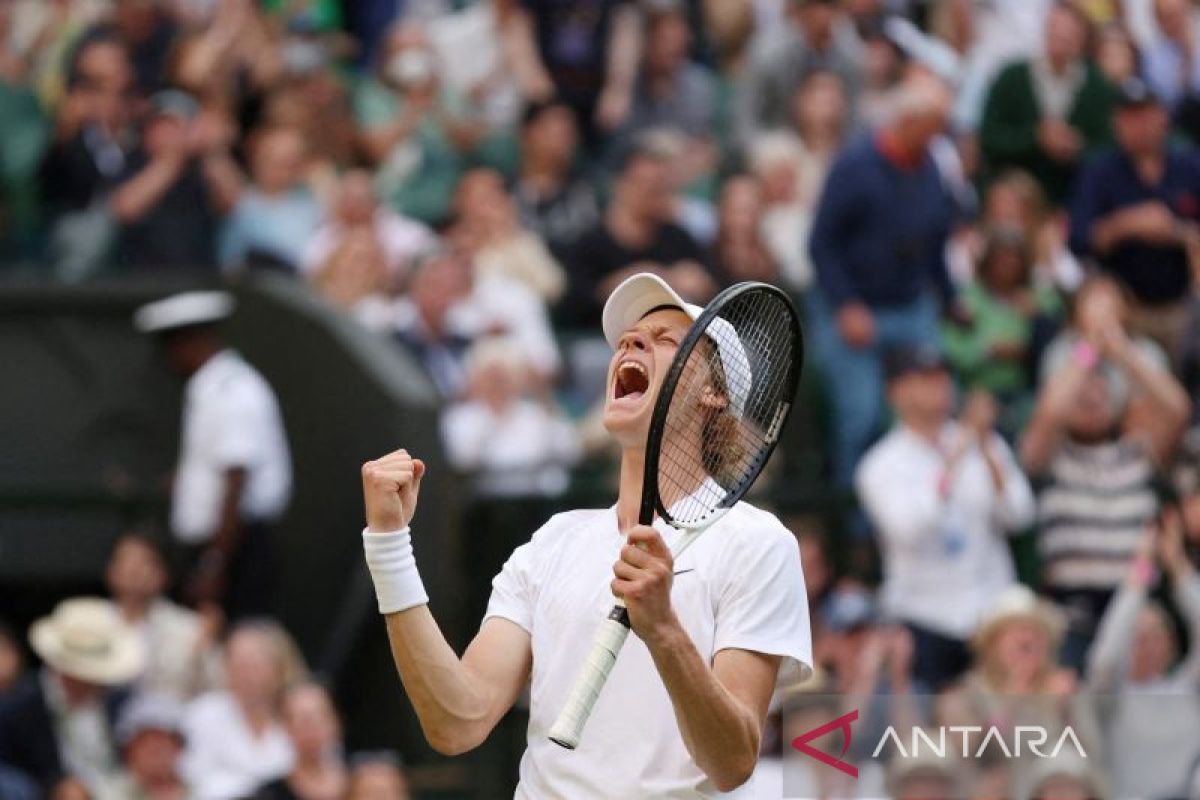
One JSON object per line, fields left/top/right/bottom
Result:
{"left": 713, "top": 520, "right": 812, "bottom": 687}
{"left": 484, "top": 540, "right": 536, "bottom": 634}
{"left": 210, "top": 383, "right": 269, "bottom": 469}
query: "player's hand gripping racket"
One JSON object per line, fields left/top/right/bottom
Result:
{"left": 548, "top": 281, "right": 803, "bottom": 749}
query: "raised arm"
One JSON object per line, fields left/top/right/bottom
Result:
{"left": 1020, "top": 347, "right": 1092, "bottom": 475}
{"left": 1098, "top": 323, "right": 1191, "bottom": 464}
{"left": 361, "top": 449, "right": 532, "bottom": 754}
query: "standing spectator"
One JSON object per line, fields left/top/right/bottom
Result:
{"left": 737, "top": 0, "right": 861, "bottom": 145}
{"left": 1087, "top": 512, "right": 1200, "bottom": 799}
{"left": 856, "top": 346, "right": 1035, "bottom": 691}
{"left": 133, "top": 291, "right": 292, "bottom": 620}
{"left": 111, "top": 693, "right": 191, "bottom": 800}
{"left": 1142, "top": 0, "right": 1200, "bottom": 119}
{"left": 808, "top": 76, "right": 958, "bottom": 487}
{"left": 110, "top": 90, "right": 242, "bottom": 272}
{"left": 512, "top": 98, "right": 600, "bottom": 256}
{"left": 183, "top": 621, "right": 303, "bottom": 800}
{"left": 506, "top": 0, "right": 644, "bottom": 146}
{"left": 710, "top": 175, "right": 779, "bottom": 284}
{"left": 790, "top": 69, "right": 851, "bottom": 207}
{"left": 346, "top": 752, "right": 410, "bottom": 800}
{"left": 105, "top": 534, "right": 222, "bottom": 701}
{"left": 748, "top": 133, "right": 813, "bottom": 291}
{"left": 978, "top": 1, "right": 1114, "bottom": 204}
{"left": 355, "top": 21, "right": 484, "bottom": 224}
{"left": 0, "top": 598, "right": 144, "bottom": 797}
{"left": 1022, "top": 285, "right": 1190, "bottom": 667}
{"left": 252, "top": 682, "right": 347, "bottom": 800}
{"left": 1069, "top": 78, "right": 1200, "bottom": 363}
{"left": 563, "top": 144, "right": 717, "bottom": 329}
{"left": 220, "top": 125, "right": 322, "bottom": 274}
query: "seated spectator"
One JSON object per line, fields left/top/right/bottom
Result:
{"left": 748, "top": 134, "right": 813, "bottom": 291}
{"left": 220, "top": 125, "right": 322, "bottom": 274}
{"left": 355, "top": 21, "right": 483, "bottom": 225}
{"left": 808, "top": 75, "right": 958, "bottom": 488}
{"left": 182, "top": 620, "right": 304, "bottom": 800}
{"left": 1021, "top": 753, "right": 1108, "bottom": 800}
{"left": 253, "top": 682, "right": 347, "bottom": 800}
{"left": 39, "top": 32, "right": 137, "bottom": 278}
{"left": 857, "top": 346, "right": 1034, "bottom": 691}
{"left": 1087, "top": 511, "right": 1200, "bottom": 799}
{"left": 0, "top": 598, "right": 144, "bottom": 796}
{"left": 710, "top": 175, "right": 779, "bottom": 284}
{"left": 391, "top": 248, "right": 475, "bottom": 398}
{"left": 111, "top": 692, "right": 190, "bottom": 800}
{"left": 110, "top": 90, "right": 241, "bottom": 271}
{"left": 512, "top": 98, "right": 600, "bottom": 255}
{"left": 855, "top": 20, "right": 907, "bottom": 129}
{"left": 0, "top": 621, "right": 23, "bottom": 695}
{"left": 450, "top": 168, "right": 566, "bottom": 303}
{"left": 346, "top": 752, "right": 410, "bottom": 800}
{"left": 304, "top": 169, "right": 436, "bottom": 307}
{"left": 1069, "top": 78, "right": 1200, "bottom": 364}
{"left": 942, "top": 225, "right": 1061, "bottom": 435}
{"left": 1023, "top": 281, "right": 1190, "bottom": 667}
{"left": 1093, "top": 22, "right": 1139, "bottom": 87}
{"left": 978, "top": 1, "right": 1114, "bottom": 204}
{"left": 105, "top": 533, "right": 222, "bottom": 701}
{"left": 563, "top": 144, "right": 717, "bottom": 329}
{"left": 1142, "top": 0, "right": 1200, "bottom": 122}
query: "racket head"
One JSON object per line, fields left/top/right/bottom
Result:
{"left": 641, "top": 282, "right": 803, "bottom": 530}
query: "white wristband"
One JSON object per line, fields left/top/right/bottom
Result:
{"left": 362, "top": 527, "right": 429, "bottom": 614}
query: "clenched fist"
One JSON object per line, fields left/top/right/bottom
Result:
{"left": 362, "top": 449, "right": 426, "bottom": 532}
{"left": 611, "top": 526, "right": 678, "bottom": 644}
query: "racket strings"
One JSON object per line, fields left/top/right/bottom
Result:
{"left": 656, "top": 289, "right": 799, "bottom": 526}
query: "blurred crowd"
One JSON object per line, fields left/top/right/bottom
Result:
{"left": 2, "top": 0, "right": 1200, "bottom": 797}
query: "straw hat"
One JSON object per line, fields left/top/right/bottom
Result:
{"left": 973, "top": 585, "right": 1066, "bottom": 651}
{"left": 29, "top": 598, "right": 145, "bottom": 686}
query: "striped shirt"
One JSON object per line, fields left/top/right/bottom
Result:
{"left": 1035, "top": 438, "right": 1159, "bottom": 591}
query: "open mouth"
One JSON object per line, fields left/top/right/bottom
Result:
{"left": 613, "top": 360, "right": 650, "bottom": 403}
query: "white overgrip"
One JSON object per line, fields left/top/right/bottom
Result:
{"left": 547, "top": 614, "right": 631, "bottom": 749}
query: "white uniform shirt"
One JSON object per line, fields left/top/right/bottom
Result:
{"left": 485, "top": 502, "right": 812, "bottom": 798}
{"left": 171, "top": 350, "right": 292, "bottom": 544}
{"left": 856, "top": 423, "right": 1035, "bottom": 640}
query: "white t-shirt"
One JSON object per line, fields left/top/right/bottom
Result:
{"left": 485, "top": 502, "right": 812, "bottom": 798}
{"left": 181, "top": 692, "right": 294, "bottom": 800}
{"left": 171, "top": 350, "right": 293, "bottom": 544}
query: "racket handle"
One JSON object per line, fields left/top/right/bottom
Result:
{"left": 548, "top": 607, "right": 631, "bottom": 749}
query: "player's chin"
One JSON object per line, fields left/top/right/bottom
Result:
{"left": 602, "top": 398, "right": 651, "bottom": 439}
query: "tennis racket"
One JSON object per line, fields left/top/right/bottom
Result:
{"left": 548, "top": 281, "right": 803, "bottom": 749}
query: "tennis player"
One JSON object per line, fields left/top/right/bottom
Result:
{"left": 360, "top": 273, "right": 811, "bottom": 797}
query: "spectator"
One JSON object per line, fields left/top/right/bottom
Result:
{"left": 941, "top": 225, "right": 1061, "bottom": 433}
{"left": 737, "top": 0, "right": 861, "bottom": 145}
{"left": 346, "top": 752, "right": 410, "bottom": 800}
{"left": 450, "top": 167, "right": 566, "bottom": 303}
{"left": 182, "top": 620, "right": 303, "bottom": 800}
{"left": 253, "top": 682, "right": 347, "bottom": 800}
{"left": 1069, "top": 77, "right": 1200, "bottom": 363}
{"left": 1087, "top": 511, "right": 1200, "bottom": 799}
{"left": 111, "top": 692, "right": 190, "bottom": 800}
{"left": 1022, "top": 279, "right": 1190, "bottom": 667}
{"left": 1093, "top": 22, "right": 1139, "bottom": 86}
{"left": 563, "top": 144, "right": 717, "bottom": 329}
{"left": 511, "top": 98, "right": 601, "bottom": 255}
{"left": 856, "top": 346, "right": 1034, "bottom": 691}
{"left": 392, "top": 248, "right": 476, "bottom": 398}
{"left": 790, "top": 69, "right": 851, "bottom": 206}
{"left": 0, "top": 621, "right": 23, "bottom": 695}
{"left": 220, "top": 125, "right": 322, "bottom": 274}
{"left": 105, "top": 533, "right": 222, "bottom": 700}
{"left": 748, "top": 133, "right": 814, "bottom": 291}
{"left": 0, "top": 598, "right": 144, "bottom": 796}
{"left": 856, "top": 20, "right": 907, "bottom": 129}
{"left": 355, "top": 21, "right": 483, "bottom": 224}
{"left": 110, "top": 90, "right": 242, "bottom": 272}
{"left": 710, "top": 174, "right": 779, "bottom": 284}
{"left": 978, "top": 1, "right": 1114, "bottom": 204}
{"left": 808, "top": 75, "right": 958, "bottom": 487}
{"left": 106, "top": 0, "right": 179, "bottom": 97}
{"left": 134, "top": 291, "right": 293, "bottom": 620}
{"left": 1142, "top": 0, "right": 1200, "bottom": 119}
{"left": 1021, "top": 753, "right": 1108, "bottom": 800}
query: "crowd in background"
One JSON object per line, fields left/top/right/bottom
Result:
{"left": 2, "top": 0, "right": 1200, "bottom": 797}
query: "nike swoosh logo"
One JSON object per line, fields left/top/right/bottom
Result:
{"left": 673, "top": 568, "right": 695, "bottom": 576}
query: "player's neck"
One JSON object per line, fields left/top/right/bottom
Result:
{"left": 616, "top": 447, "right": 646, "bottom": 534}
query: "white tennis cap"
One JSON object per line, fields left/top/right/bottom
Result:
{"left": 133, "top": 290, "right": 234, "bottom": 334}
{"left": 602, "top": 272, "right": 752, "bottom": 415}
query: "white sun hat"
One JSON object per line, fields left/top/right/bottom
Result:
{"left": 602, "top": 272, "right": 752, "bottom": 416}
{"left": 29, "top": 597, "right": 146, "bottom": 686}
{"left": 133, "top": 290, "right": 234, "bottom": 334}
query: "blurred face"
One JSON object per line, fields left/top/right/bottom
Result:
{"left": 980, "top": 244, "right": 1029, "bottom": 292}
{"left": 1114, "top": 103, "right": 1170, "bottom": 158}
{"left": 889, "top": 368, "right": 954, "bottom": 427}
{"left": 284, "top": 684, "right": 341, "bottom": 760}
{"left": 523, "top": 105, "right": 578, "bottom": 169}
{"left": 1044, "top": 6, "right": 1087, "bottom": 69}
{"left": 794, "top": 72, "right": 847, "bottom": 138}
{"left": 143, "top": 114, "right": 186, "bottom": 157}
{"left": 603, "top": 308, "right": 691, "bottom": 447}
{"left": 75, "top": 41, "right": 134, "bottom": 128}
{"left": 719, "top": 177, "right": 763, "bottom": 236}
{"left": 1065, "top": 373, "right": 1117, "bottom": 442}
{"left": 1096, "top": 28, "right": 1137, "bottom": 84}
{"left": 895, "top": 774, "right": 956, "bottom": 800}
{"left": 106, "top": 537, "right": 167, "bottom": 606}
{"left": 125, "top": 729, "right": 183, "bottom": 788}
{"left": 797, "top": 2, "right": 837, "bottom": 42}
{"left": 383, "top": 27, "right": 437, "bottom": 91}
{"left": 984, "top": 183, "right": 1032, "bottom": 229}
{"left": 226, "top": 629, "right": 283, "bottom": 708}
{"left": 411, "top": 257, "right": 469, "bottom": 332}
{"left": 252, "top": 129, "right": 307, "bottom": 194}
{"left": 456, "top": 170, "right": 514, "bottom": 226}
{"left": 336, "top": 171, "right": 379, "bottom": 226}
{"left": 0, "top": 634, "right": 23, "bottom": 691}
{"left": 992, "top": 619, "right": 1052, "bottom": 679}
{"left": 1130, "top": 607, "right": 1175, "bottom": 680}
{"left": 647, "top": 13, "right": 690, "bottom": 73}
{"left": 1156, "top": 0, "right": 1189, "bottom": 36}
{"left": 348, "top": 762, "right": 410, "bottom": 800}
{"left": 618, "top": 157, "right": 674, "bottom": 223}
{"left": 1035, "top": 775, "right": 1093, "bottom": 800}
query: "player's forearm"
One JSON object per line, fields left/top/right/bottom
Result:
{"left": 644, "top": 618, "right": 761, "bottom": 792}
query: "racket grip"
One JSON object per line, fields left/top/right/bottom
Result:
{"left": 547, "top": 608, "right": 631, "bottom": 749}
